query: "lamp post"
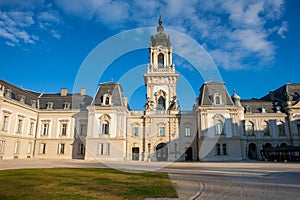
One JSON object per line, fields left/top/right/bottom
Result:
{"left": 148, "top": 143, "right": 151, "bottom": 162}
{"left": 174, "top": 143, "right": 177, "bottom": 160}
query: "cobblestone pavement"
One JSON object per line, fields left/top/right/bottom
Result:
{"left": 1, "top": 159, "right": 300, "bottom": 200}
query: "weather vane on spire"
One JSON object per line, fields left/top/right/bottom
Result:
{"left": 157, "top": 10, "right": 164, "bottom": 33}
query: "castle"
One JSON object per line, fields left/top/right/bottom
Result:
{"left": 1, "top": 17, "right": 300, "bottom": 162}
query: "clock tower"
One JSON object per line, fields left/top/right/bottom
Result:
{"left": 144, "top": 16, "right": 179, "bottom": 111}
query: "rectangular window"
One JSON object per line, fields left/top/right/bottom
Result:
{"left": 185, "top": 127, "right": 191, "bottom": 137}
{"left": 27, "top": 142, "right": 32, "bottom": 154}
{"left": 58, "top": 143, "right": 65, "bottom": 154}
{"left": 159, "top": 127, "right": 165, "bottom": 137}
{"left": 39, "top": 143, "right": 46, "bottom": 154}
{"left": 222, "top": 144, "right": 227, "bottom": 155}
{"left": 0, "top": 140, "right": 5, "bottom": 153}
{"left": 102, "top": 123, "right": 109, "bottom": 134}
{"left": 29, "top": 122, "right": 35, "bottom": 135}
{"left": 17, "top": 119, "right": 23, "bottom": 133}
{"left": 61, "top": 123, "right": 67, "bottom": 136}
{"left": 297, "top": 122, "right": 300, "bottom": 136}
{"left": 2, "top": 115, "right": 9, "bottom": 131}
{"left": 106, "top": 143, "right": 110, "bottom": 155}
{"left": 99, "top": 143, "right": 104, "bottom": 155}
{"left": 133, "top": 127, "right": 139, "bottom": 136}
{"left": 41, "top": 123, "right": 49, "bottom": 136}
{"left": 80, "top": 123, "right": 86, "bottom": 136}
{"left": 216, "top": 143, "right": 221, "bottom": 155}
{"left": 14, "top": 141, "right": 20, "bottom": 154}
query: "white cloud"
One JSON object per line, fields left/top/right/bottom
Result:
{"left": 277, "top": 21, "right": 288, "bottom": 39}
{"left": 0, "top": 0, "right": 288, "bottom": 71}
{"left": 38, "top": 10, "right": 61, "bottom": 24}
{"left": 0, "top": 2, "right": 63, "bottom": 47}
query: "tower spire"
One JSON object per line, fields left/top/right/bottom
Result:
{"left": 157, "top": 15, "right": 164, "bottom": 33}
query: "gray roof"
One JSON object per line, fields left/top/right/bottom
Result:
{"left": 198, "top": 82, "right": 234, "bottom": 106}
{"left": 150, "top": 16, "right": 171, "bottom": 48}
{"left": 241, "top": 99, "right": 276, "bottom": 113}
{"left": 0, "top": 79, "right": 92, "bottom": 110}
{"left": 39, "top": 93, "right": 92, "bottom": 110}
{"left": 93, "top": 82, "right": 127, "bottom": 107}
{"left": 0, "top": 79, "right": 38, "bottom": 107}
{"left": 261, "top": 83, "right": 300, "bottom": 102}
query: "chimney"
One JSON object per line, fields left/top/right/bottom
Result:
{"left": 61, "top": 88, "right": 67, "bottom": 96}
{"left": 81, "top": 88, "right": 86, "bottom": 96}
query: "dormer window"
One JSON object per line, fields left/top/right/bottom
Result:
{"left": 245, "top": 106, "right": 251, "bottom": 113}
{"left": 46, "top": 102, "right": 53, "bottom": 109}
{"left": 102, "top": 94, "right": 111, "bottom": 106}
{"left": 261, "top": 107, "right": 266, "bottom": 113}
{"left": 63, "top": 102, "right": 70, "bottom": 109}
{"left": 19, "top": 95, "right": 25, "bottom": 103}
{"left": 105, "top": 97, "right": 109, "bottom": 105}
{"left": 4, "top": 89, "right": 12, "bottom": 98}
{"left": 31, "top": 100, "right": 37, "bottom": 108}
{"left": 215, "top": 96, "right": 220, "bottom": 105}
{"left": 213, "top": 94, "right": 222, "bottom": 105}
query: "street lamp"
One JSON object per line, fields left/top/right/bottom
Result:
{"left": 174, "top": 143, "right": 177, "bottom": 160}
{"left": 148, "top": 143, "right": 151, "bottom": 162}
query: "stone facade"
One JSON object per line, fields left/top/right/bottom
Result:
{"left": 1, "top": 17, "right": 300, "bottom": 161}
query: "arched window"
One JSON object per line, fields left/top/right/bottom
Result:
{"left": 262, "top": 121, "right": 270, "bottom": 136}
{"left": 216, "top": 121, "right": 223, "bottom": 135}
{"left": 246, "top": 121, "right": 255, "bottom": 136}
{"left": 158, "top": 53, "right": 164, "bottom": 68}
{"left": 277, "top": 121, "right": 285, "bottom": 136}
{"left": 157, "top": 96, "right": 165, "bottom": 110}
{"left": 215, "top": 96, "right": 220, "bottom": 105}
{"left": 105, "top": 97, "right": 110, "bottom": 105}
{"left": 102, "top": 121, "right": 109, "bottom": 135}
{"left": 102, "top": 94, "right": 111, "bottom": 106}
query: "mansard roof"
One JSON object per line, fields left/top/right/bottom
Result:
{"left": 261, "top": 83, "right": 300, "bottom": 102}
{"left": 198, "top": 81, "right": 234, "bottom": 106}
{"left": 0, "top": 79, "right": 38, "bottom": 107}
{"left": 0, "top": 79, "right": 92, "bottom": 110}
{"left": 38, "top": 93, "right": 92, "bottom": 110}
{"left": 240, "top": 99, "right": 276, "bottom": 113}
{"left": 93, "top": 82, "right": 127, "bottom": 107}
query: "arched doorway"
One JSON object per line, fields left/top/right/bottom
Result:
{"left": 248, "top": 143, "right": 257, "bottom": 159}
{"left": 132, "top": 147, "right": 139, "bottom": 161}
{"left": 156, "top": 143, "right": 168, "bottom": 161}
{"left": 185, "top": 147, "right": 193, "bottom": 161}
{"left": 280, "top": 143, "right": 287, "bottom": 147}
{"left": 265, "top": 143, "right": 272, "bottom": 149}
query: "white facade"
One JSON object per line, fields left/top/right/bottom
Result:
{"left": 1, "top": 17, "right": 300, "bottom": 162}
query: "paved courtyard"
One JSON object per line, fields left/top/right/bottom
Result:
{"left": 1, "top": 159, "right": 300, "bottom": 200}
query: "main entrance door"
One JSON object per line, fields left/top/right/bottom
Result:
{"left": 185, "top": 147, "right": 193, "bottom": 161}
{"left": 156, "top": 143, "right": 168, "bottom": 161}
{"left": 132, "top": 147, "right": 139, "bottom": 161}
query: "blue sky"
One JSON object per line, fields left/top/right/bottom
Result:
{"left": 0, "top": 0, "right": 299, "bottom": 110}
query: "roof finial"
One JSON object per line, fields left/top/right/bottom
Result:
{"left": 157, "top": 12, "right": 164, "bottom": 33}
